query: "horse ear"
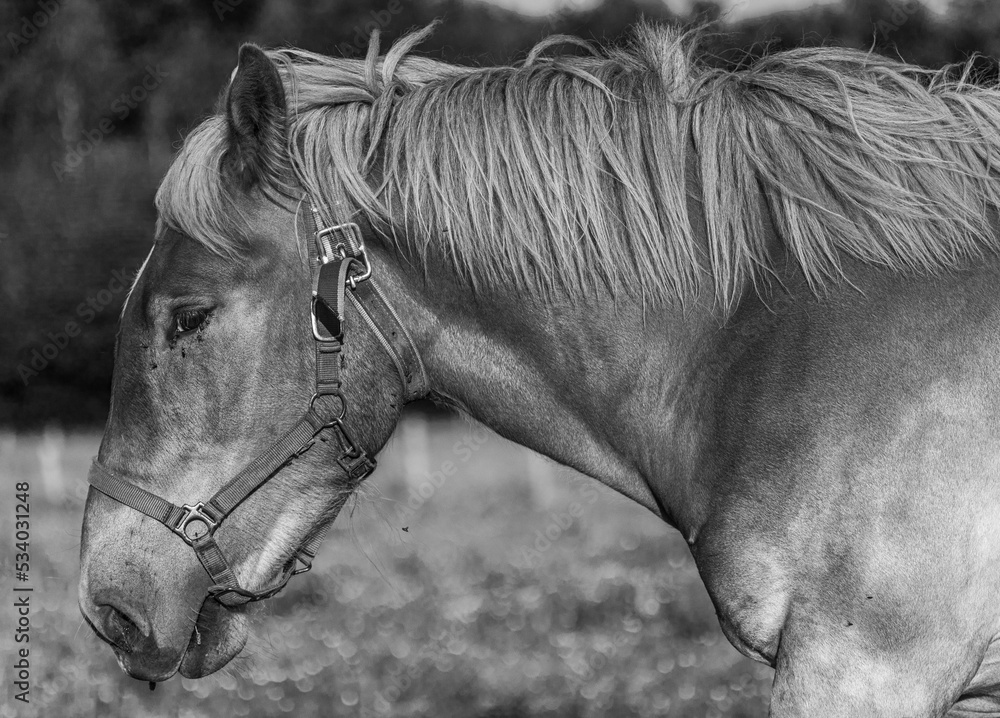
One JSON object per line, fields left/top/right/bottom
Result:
{"left": 223, "top": 44, "right": 287, "bottom": 190}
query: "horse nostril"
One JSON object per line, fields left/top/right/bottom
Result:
{"left": 100, "top": 604, "right": 142, "bottom": 653}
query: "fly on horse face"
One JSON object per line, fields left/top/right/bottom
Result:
{"left": 78, "top": 23, "right": 1000, "bottom": 715}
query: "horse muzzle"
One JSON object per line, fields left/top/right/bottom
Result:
{"left": 80, "top": 581, "right": 250, "bottom": 680}
{"left": 79, "top": 488, "right": 250, "bottom": 681}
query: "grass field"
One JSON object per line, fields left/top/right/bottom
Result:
{"left": 0, "top": 416, "right": 772, "bottom": 717}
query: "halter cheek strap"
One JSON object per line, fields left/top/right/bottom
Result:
{"left": 87, "top": 199, "right": 426, "bottom": 608}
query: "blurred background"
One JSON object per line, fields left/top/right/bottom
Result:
{"left": 1, "top": 0, "right": 998, "bottom": 715}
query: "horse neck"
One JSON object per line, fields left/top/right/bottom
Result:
{"left": 378, "top": 249, "right": 723, "bottom": 531}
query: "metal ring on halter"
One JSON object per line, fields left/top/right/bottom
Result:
{"left": 309, "top": 391, "right": 347, "bottom": 426}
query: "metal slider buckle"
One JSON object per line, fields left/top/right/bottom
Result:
{"left": 311, "top": 294, "right": 342, "bottom": 342}
{"left": 339, "top": 452, "right": 377, "bottom": 483}
{"left": 173, "top": 502, "right": 219, "bottom": 546}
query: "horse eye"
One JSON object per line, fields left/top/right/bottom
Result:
{"left": 173, "top": 308, "right": 208, "bottom": 336}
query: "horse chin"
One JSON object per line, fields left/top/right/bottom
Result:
{"left": 178, "top": 599, "right": 249, "bottom": 678}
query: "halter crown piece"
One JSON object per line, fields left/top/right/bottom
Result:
{"left": 87, "top": 198, "right": 426, "bottom": 607}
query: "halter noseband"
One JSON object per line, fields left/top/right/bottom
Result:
{"left": 87, "top": 199, "right": 426, "bottom": 608}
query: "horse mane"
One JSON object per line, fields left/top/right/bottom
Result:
{"left": 156, "top": 23, "right": 1000, "bottom": 310}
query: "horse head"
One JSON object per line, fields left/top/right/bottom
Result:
{"left": 78, "top": 42, "right": 419, "bottom": 680}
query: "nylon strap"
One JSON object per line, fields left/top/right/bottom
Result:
{"left": 205, "top": 408, "right": 327, "bottom": 518}
{"left": 88, "top": 463, "right": 188, "bottom": 528}
{"left": 349, "top": 279, "right": 427, "bottom": 401}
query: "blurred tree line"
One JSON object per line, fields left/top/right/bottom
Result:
{"left": 0, "top": 0, "right": 996, "bottom": 427}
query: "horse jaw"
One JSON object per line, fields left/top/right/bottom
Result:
{"left": 178, "top": 600, "right": 250, "bottom": 678}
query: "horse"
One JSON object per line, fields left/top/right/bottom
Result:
{"left": 78, "top": 22, "right": 1000, "bottom": 715}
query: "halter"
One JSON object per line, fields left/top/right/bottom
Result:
{"left": 87, "top": 199, "right": 426, "bottom": 608}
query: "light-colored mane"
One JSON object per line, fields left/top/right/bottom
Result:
{"left": 156, "top": 24, "right": 1000, "bottom": 309}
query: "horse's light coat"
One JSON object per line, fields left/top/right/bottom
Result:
{"left": 82, "top": 24, "right": 1000, "bottom": 715}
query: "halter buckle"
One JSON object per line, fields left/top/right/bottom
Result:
{"left": 173, "top": 502, "right": 219, "bottom": 546}
{"left": 316, "top": 222, "right": 363, "bottom": 263}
